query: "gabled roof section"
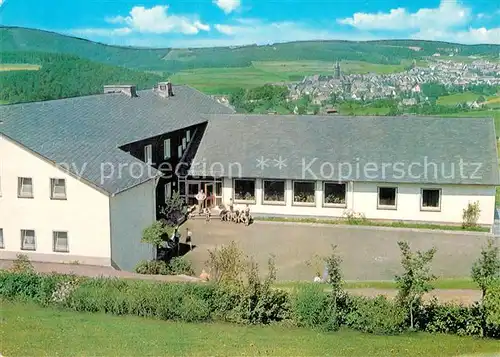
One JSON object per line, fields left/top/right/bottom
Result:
{"left": 189, "top": 114, "right": 500, "bottom": 186}
{"left": 0, "top": 85, "right": 235, "bottom": 194}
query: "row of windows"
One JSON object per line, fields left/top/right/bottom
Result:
{"left": 0, "top": 177, "right": 67, "bottom": 200}
{"left": 143, "top": 130, "right": 191, "bottom": 164}
{"left": 233, "top": 179, "right": 442, "bottom": 211}
{"left": 0, "top": 229, "right": 69, "bottom": 252}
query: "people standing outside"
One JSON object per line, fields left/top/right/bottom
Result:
{"left": 195, "top": 189, "right": 206, "bottom": 215}
{"left": 185, "top": 227, "right": 193, "bottom": 250}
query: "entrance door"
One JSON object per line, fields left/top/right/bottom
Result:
{"left": 187, "top": 182, "right": 200, "bottom": 206}
{"left": 204, "top": 183, "right": 214, "bottom": 208}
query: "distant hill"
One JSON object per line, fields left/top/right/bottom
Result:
{"left": 1, "top": 26, "right": 499, "bottom": 73}
{"left": 0, "top": 52, "right": 164, "bottom": 104}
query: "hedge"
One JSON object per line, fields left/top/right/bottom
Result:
{"left": 0, "top": 271, "right": 498, "bottom": 338}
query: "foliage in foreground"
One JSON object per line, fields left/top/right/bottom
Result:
{"left": 134, "top": 257, "right": 194, "bottom": 276}
{"left": 2, "top": 241, "right": 499, "bottom": 338}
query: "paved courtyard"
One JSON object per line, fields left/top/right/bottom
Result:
{"left": 183, "top": 219, "right": 494, "bottom": 281}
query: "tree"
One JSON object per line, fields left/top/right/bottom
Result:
{"left": 141, "top": 221, "right": 172, "bottom": 249}
{"left": 158, "top": 190, "right": 186, "bottom": 227}
{"left": 462, "top": 201, "right": 481, "bottom": 228}
{"left": 471, "top": 237, "right": 500, "bottom": 299}
{"left": 395, "top": 241, "right": 437, "bottom": 330}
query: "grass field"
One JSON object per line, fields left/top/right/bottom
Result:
{"left": 275, "top": 278, "right": 479, "bottom": 291}
{"left": 170, "top": 60, "right": 421, "bottom": 94}
{"left": 2, "top": 300, "right": 499, "bottom": 357}
{"left": 437, "top": 92, "right": 484, "bottom": 106}
{"left": 0, "top": 63, "right": 41, "bottom": 71}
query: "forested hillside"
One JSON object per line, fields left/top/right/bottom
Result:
{"left": 1, "top": 27, "right": 498, "bottom": 73}
{"left": 0, "top": 52, "right": 164, "bottom": 104}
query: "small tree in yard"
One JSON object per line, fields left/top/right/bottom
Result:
{"left": 141, "top": 221, "right": 173, "bottom": 250}
{"left": 206, "top": 241, "right": 246, "bottom": 286}
{"left": 159, "top": 190, "right": 187, "bottom": 227}
{"left": 471, "top": 237, "right": 500, "bottom": 299}
{"left": 325, "top": 245, "right": 344, "bottom": 298}
{"left": 462, "top": 201, "right": 481, "bottom": 229}
{"left": 395, "top": 241, "right": 437, "bottom": 330}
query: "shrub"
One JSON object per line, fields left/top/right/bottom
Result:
{"left": 462, "top": 201, "right": 480, "bottom": 228}
{"left": 484, "top": 282, "right": 500, "bottom": 336}
{"left": 471, "top": 237, "right": 500, "bottom": 298}
{"left": 419, "top": 299, "right": 484, "bottom": 337}
{"left": 345, "top": 295, "right": 407, "bottom": 334}
{"left": 206, "top": 241, "right": 246, "bottom": 286}
{"left": 134, "top": 260, "right": 171, "bottom": 275}
{"left": 10, "top": 253, "right": 34, "bottom": 273}
{"left": 292, "top": 283, "right": 337, "bottom": 330}
{"left": 169, "top": 256, "right": 195, "bottom": 276}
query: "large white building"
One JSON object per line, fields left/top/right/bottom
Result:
{"left": 0, "top": 83, "right": 498, "bottom": 270}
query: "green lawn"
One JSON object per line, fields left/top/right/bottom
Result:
{"left": 437, "top": 92, "right": 485, "bottom": 106}
{"left": 275, "top": 278, "right": 479, "bottom": 291}
{"left": 2, "top": 301, "right": 499, "bottom": 357}
{"left": 254, "top": 216, "right": 490, "bottom": 232}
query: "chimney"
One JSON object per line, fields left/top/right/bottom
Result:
{"left": 153, "top": 81, "right": 174, "bottom": 98}
{"left": 103, "top": 85, "right": 137, "bottom": 98}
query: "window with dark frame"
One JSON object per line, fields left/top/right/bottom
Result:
{"left": 293, "top": 181, "right": 315, "bottom": 204}
{"left": 53, "top": 231, "right": 69, "bottom": 253}
{"left": 50, "top": 178, "right": 67, "bottom": 199}
{"left": 234, "top": 179, "right": 255, "bottom": 201}
{"left": 378, "top": 187, "right": 397, "bottom": 207}
{"left": 263, "top": 180, "right": 285, "bottom": 202}
{"left": 323, "top": 182, "right": 346, "bottom": 205}
{"left": 21, "top": 229, "right": 36, "bottom": 251}
{"left": 0, "top": 228, "right": 4, "bottom": 249}
{"left": 18, "top": 177, "right": 33, "bottom": 198}
{"left": 421, "top": 189, "right": 441, "bottom": 209}
{"left": 144, "top": 144, "right": 153, "bottom": 164}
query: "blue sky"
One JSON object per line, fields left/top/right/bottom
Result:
{"left": 0, "top": 0, "right": 498, "bottom": 47}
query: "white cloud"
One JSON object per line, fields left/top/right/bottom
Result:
{"left": 413, "top": 27, "right": 500, "bottom": 44}
{"left": 213, "top": 0, "right": 241, "bottom": 14}
{"left": 105, "top": 5, "right": 209, "bottom": 35}
{"left": 214, "top": 24, "right": 235, "bottom": 35}
{"left": 338, "top": 0, "right": 470, "bottom": 31}
{"left": 206, "top": 19, "right": 376, "bottom": 47}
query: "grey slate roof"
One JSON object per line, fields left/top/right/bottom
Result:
{"left": 188, "top": 114, "right": 500, "bottom": 185}
{"left": 0, "top": 86, "right": 234, "bottom": 194}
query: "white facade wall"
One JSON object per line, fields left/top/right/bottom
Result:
{"left": 222, "top": 178, "right": 496, "bottom": 226}
{"left": 0, "top": 135, "right": 112, "bottom": 265}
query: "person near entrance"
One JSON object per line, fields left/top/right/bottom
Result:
{"left": 195, "top": 189, "right": 206, "bottom": 215}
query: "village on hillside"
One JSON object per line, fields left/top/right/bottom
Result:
{"left": 287, "top": 58, "right": 500, "bottom": 110}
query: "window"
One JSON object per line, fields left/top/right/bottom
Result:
{"left": 234, "top": 179, "right": 256, "bottom": 202}
{"left": 378, "top": 187, "right": 397, "bottom": 209}
{"left": 18, "top": 177, "right": 33, "bottom": 198}
{"left": 53, "top": 231, "right": 69, "bottom": 253}
{"left": 293, "top": 181, "right": 316, "bottom": 205}
{"left": 182, "top": 137, "right": 187, "bottom": 150}
{"left": 0, "top": 228, "right": 4, "bottom": 249}
{"left": 144, "top": 144, "right": 153, "bottom": 164}
{"left": 164, "top": 139, "right": 171, "bottom": 159}
{"left": 178, "top": 145, "right": 183, "bottom": 158}
{"left": 263, "top": 180, "right": 285, "bottom": 203}
{"left": 50, "top": 178, "right": 67, "bottom": 199}
{"left": 165, "top": 182, "right": 172, "bottom": 202}
{"left": 21, "top": 230, "right": 36, "bottom": 251}
{"left": 186, "top": 130, "right": 191, "bottom": 143}
{"left": 323, "top": 182, "right": 347, "bottom": 206}
{"left": 421, "top": 189, "right": 441, "bottom": 211}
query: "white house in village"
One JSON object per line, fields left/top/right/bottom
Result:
{"left": 0, "top": 83, "right": 498, "bottom": 271}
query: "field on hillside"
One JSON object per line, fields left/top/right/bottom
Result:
{"left": 3, "top": 301, "right": 499, "bottom": 357}
{"left": 436, "top": 91, "right": 486, "bottom": 105}
{"left": 170, "top": 60, "right": 421, "bottom": 94}
{"left": 0, "top": 63, "right": 40, "bottom": 71}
